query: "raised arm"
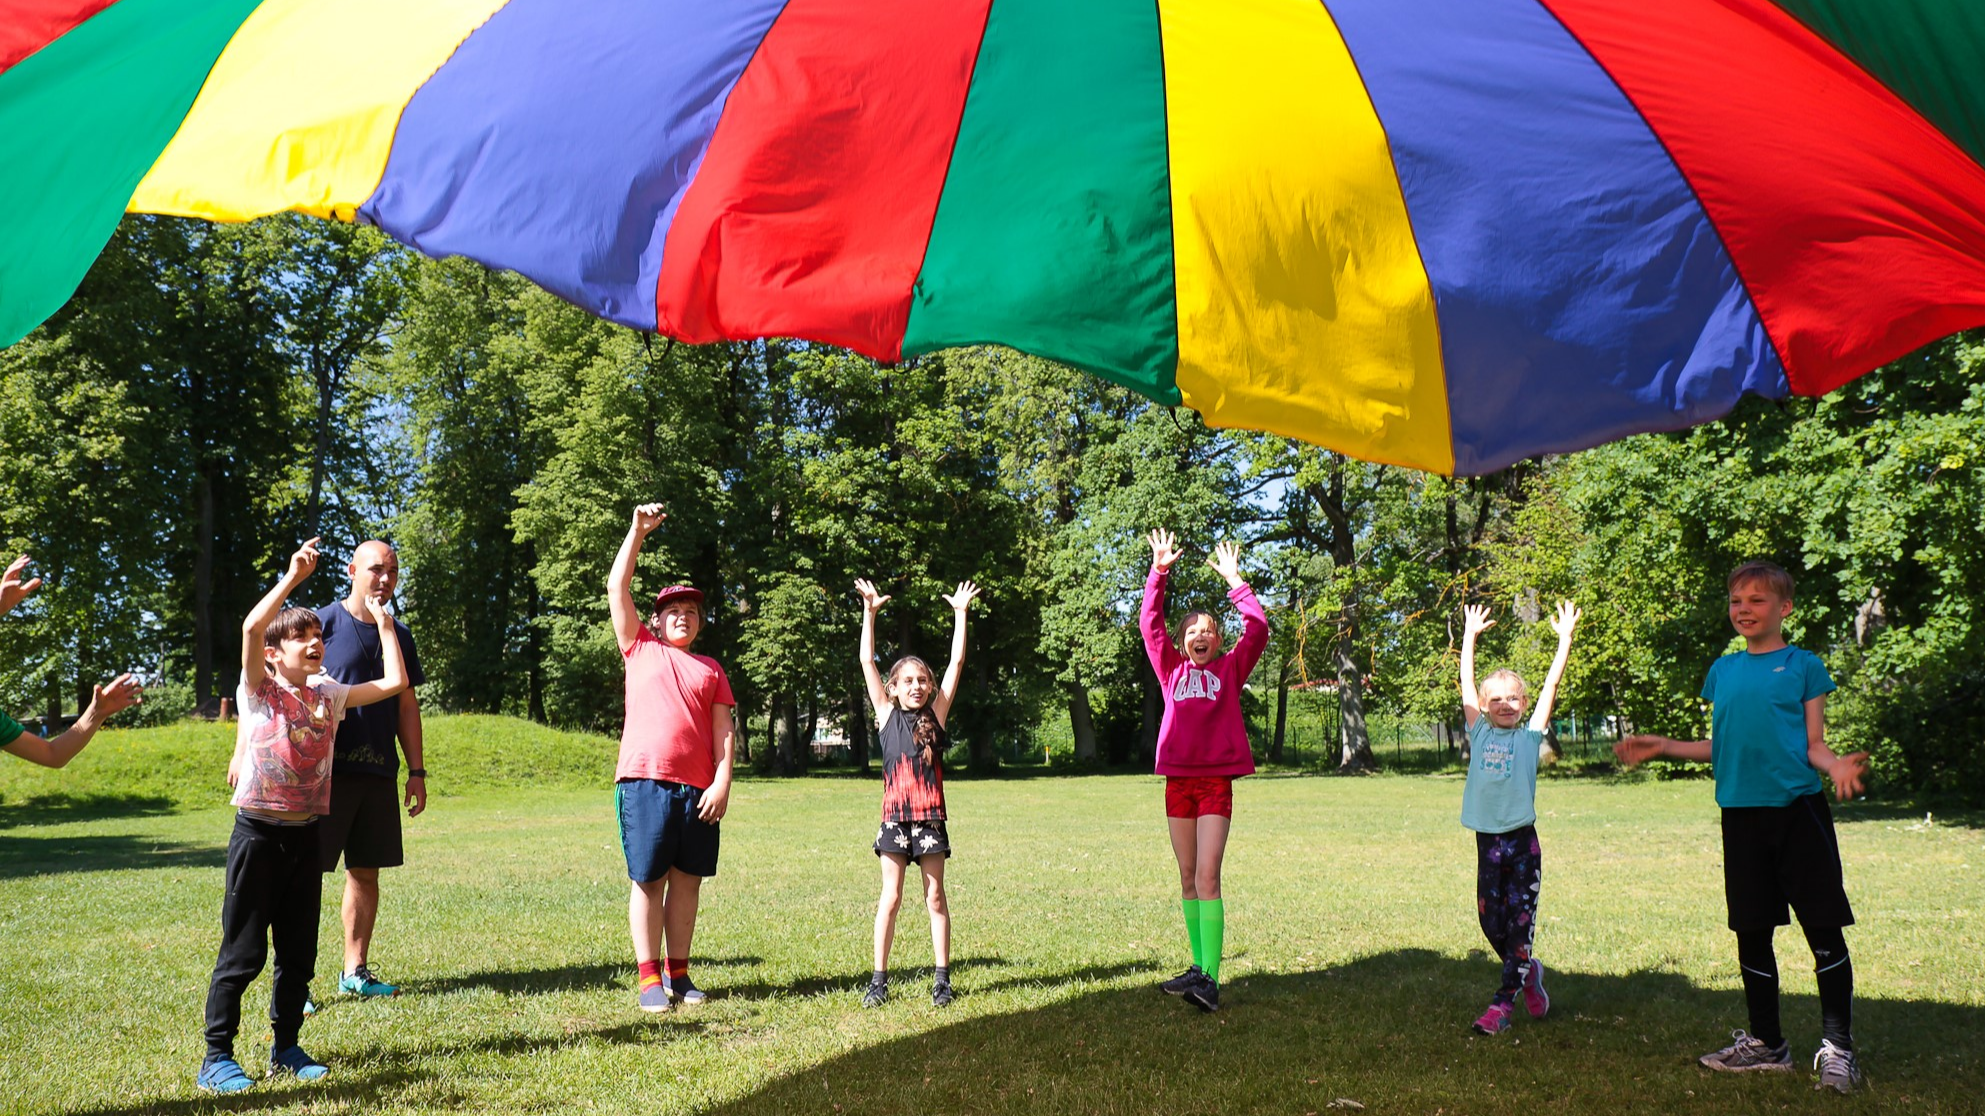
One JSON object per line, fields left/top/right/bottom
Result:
{"left": 1, "top": 675, "right": 143, "bottom": 768}
{"left": 855, "top": 578, "right": 892, "bottom": 721}
{"left": 1803, "top": 694, "right": 1868, "bottom": 801}
{"left": 1527, "top": 601, "right": 1580, "bottom": 733}
{"left": 241, "top": 539, "right": 320, "bottom": 692}
{"left": 1140, "top": 529, "right": 1182, "bottom": 672}
{"left": 0, "top": 554, "right": 42, "bottom": 616}
{"left": 932, "top": 580, "right": 979, "bottom": 724}
{"left": 1459, "top": 604, "right": 1492, "bottom": 728}
{"left": 608, "top": 503, "right": 666, "bottom": 654}
{"left": 1209, "top": 541, "right": 1269, "bottom": 675}
{"left": 344, "top": 597, "right": 409, "bottom": 707}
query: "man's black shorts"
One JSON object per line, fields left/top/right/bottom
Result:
{"left": 319, "top": 772, "right": 405, "bottom": 872}
{"left": 1721, "top": 793, "right": 1853, "bottom": 932}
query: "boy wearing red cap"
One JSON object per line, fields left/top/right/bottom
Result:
{"left": 608, "top": 502, "right": 736, "bottom": 1012}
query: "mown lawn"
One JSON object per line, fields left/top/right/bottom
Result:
{"left": 1, "top": 717, "right": 1980, "bottom": 1115}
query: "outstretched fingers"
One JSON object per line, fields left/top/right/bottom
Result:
{"left": 943, "top": 581, "right": 980, "bottom": 611}
{"left": 1147, "top": 528, "right": 1180, "bottom": 571}
{"left": 94, "top": 673, "right": 144, "bottom": 715}
{"left": 1551, "top": 600, "right": 1582, "bottom": 638}
{"left": 1463, "top": 603, "right": 1495, "bottom": 635}
{"left": 855, "top": 578, "right": 891, "bottom": 612}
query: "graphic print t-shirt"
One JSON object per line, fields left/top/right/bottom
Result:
{"left": 1459, "top": 718, "right": 1541, "bottom": 834}
{"left": 877, "top": 707, "right": 947, "bottom": 822}
{"left": 232, "top": 674, "right": 350, "bottom": 816}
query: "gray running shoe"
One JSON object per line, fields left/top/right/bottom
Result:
{"left": 1182, "top": 974, "right": 1220, "bottom": 1013}
{"left": 1160, "top": 965, "right": 1204, "bottom": 996}
{"left": 1813, "top": 1039, "right": 1863, "bottom": 1093}
{"left": 1699, "top": 1030, "right": 1794, "bottom": 1072}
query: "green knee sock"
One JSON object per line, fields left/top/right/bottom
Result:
{"left": 1182, "top": 899, "right": 1203, "bottom": 969}
{"left": 1199, "top": 899, "right": 1225, "bottom": 982}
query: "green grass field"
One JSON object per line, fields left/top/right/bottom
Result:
{"left": 2, "top": 717, "right": 1981, "bottom": 1115}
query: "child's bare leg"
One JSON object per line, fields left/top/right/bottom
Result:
{"left": 628, "top": 878, "right": 666, "bottom": 962}
{"left": 660, "top": 868, "right": 701, "bottom": 962}
{"left": 1193, "top": 815, "right": 1229, "bottom": 899}
{"left": 919, "top": 855, "right": 950, "bottom": 968}
{"left": 874, "top": 853, "right": 909, "bottom": 973}
{"left": 1167, "top": 817, "right": 1200, "bottom": 899}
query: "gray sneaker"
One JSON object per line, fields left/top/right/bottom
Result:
{"left": 1813, "top": 1039, "right": 1863, "bottom": 1093}
{"left": 1699, "top": 1030, "right": 1794, "bottom": 1072}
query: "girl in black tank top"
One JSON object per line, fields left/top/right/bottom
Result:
{"left": 854, "top": 577, "right": 979, "bottom": 1009}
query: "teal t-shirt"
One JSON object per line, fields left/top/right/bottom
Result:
{"left": 1460, "top": 718, "right": 1540, "bottom": 834}
{"left": 0, "top": 708, "right": 25, "bottom": 749}
{"left": 1702, "top": 645, "right": 1835, "bottom": 807}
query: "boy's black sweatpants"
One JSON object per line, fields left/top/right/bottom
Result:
{"left": 203, "top": 812, "right": 323, "bottom": 1062}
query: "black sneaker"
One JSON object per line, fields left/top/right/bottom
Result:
{"left": 1182, "top": 974, "right": 1220, "bottom": 1013}
{"left": 861, "top": 980, "right": 888, "bottom": 1008}
{"left": 932, "top": 980, "right": 954, "bottom": 1008}
{"left": 1160, "top": 965, "right": 1204, "bottom": 996}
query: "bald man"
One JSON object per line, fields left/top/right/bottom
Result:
{"left": 315, "top": 540, "right": 427, "bottom": 999}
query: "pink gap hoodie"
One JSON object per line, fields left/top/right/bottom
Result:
{"left": 1140, "top": 565, "right": 1269, "bottom": 778}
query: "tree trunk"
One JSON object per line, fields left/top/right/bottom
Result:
{"left": 1336, "top": 621, "right": 1375, "bottom": 772}
{"left": 1139, "top": 660, "right": 1163, "bottom": 769}
{"left": 849, "top": 681, "right": 870, "bottom": 773}
{"left": 193, "top": 471, "right": 217, "bottom": 707}
{"left": 525, "top": 576, "right": 546, "bottom": 722}
{"left": 802, "top": 694, "right": 818, "bottom": 766}
{"left": 1068, "top": 678, "right": 1097, "bottom": 763}
{"left": 1271, "top": 657, "right": 1290, "bottom": 764}
{"left": 770, "top": 695, "right": 795, "bottom": 775}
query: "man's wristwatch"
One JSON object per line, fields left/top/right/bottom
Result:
{"left": 406, "top": 768, "right": 426, "bottom": 779}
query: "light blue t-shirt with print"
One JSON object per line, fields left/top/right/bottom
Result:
{"left": 1460, "top": 717, "right": 1541, "bottom": 834}
{"left": 1702, "top": 644, "right": 1835, "bottom": 808}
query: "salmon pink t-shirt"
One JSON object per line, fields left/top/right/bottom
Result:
{"left": 232, "top": 674, "right": 350, "bottom": 816}
{"left": 618, "top": 626, "right": 735, "bottom": 788}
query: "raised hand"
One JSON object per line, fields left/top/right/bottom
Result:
{"left": 1463, "top": 603, "right": 1495, "bottom": 636}
{"left": 1147, "top": 528, "right": 1181, "bottom": 573}
{"left": 1207, "top": 540, "right": 1243, "bottom": 585}
{"left": 943, "top": 580, "right": 980, "bottom": 611}
{"left": 0, "top": 554, "right": 41, "bottom": 615}
{"left": 631, "top": 502, "right": 666, "bottom": 535}
{"left": 855, "top": 578, "right": 892, "bottom": 613}
{"left": 92, "top": 673, "right": 144, "bottom": 717}
{"left": 1550, "top": 600, "right": 1581, "bottom": 640}
{"left": 287, "top": 538, "right": 323, "bottom": 583}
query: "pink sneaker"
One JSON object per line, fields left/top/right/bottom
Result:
{"left": 1472, "top": 1001, "right": 1514, "bottom": 1035}
{"left": 1522, "top": 959, "right": 1550, "bottom": 1019}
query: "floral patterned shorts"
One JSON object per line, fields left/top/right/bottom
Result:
{"left": 874, "top": 819, "right": 952, "bottom": 860}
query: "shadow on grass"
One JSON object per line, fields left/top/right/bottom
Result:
{"left": 416, "top": 954, "right": 766, "bottom": 997}
{"left": 0, "top": 791, "right": 180, "bottom": 828}
{"left": 703, "top": 949, "right": 1985, "bottom": 1116}
{"left": 0, "top": 831, "right": 221, "bottom": 879}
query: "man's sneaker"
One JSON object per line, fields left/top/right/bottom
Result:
{"left": 665, "top": 974, "right": 707, "bottom": 1006}
{"left": 269, "top": 1044, "right": 329, "bottom": 1082}
{"left": 861, "top": 980, "right": 889, "bottom": 1008}
{"left": 637, "top": 982, "right": 671, "bottom": 1013}
{"left": 1699, "top": 1030, "right": 1794, "bottom": 1072}
{"left": 1472, "top": 1001, "right": 1514, "bottom": 1035}
{"left": 196, "top": 1057, "right": 255, "bottom": 1094}
{"left": 302, "top": 997, "right": 317, "bottom": 1016}
{"left": 1522, "top": 958, "right": 1550, "bottom": 1019}
{"left": 932, "top": 980, "right": 954, "bottom": 1008}
{"left": 1160, "top": 965, "right": 1205, "bottom": 996}
{"left": 1182, "top": 974, "right": 1220, "bottom": 1013}
{"left": 1813, "top": 1039, "right": 1863, "bottom": 1093}
{"left": 338, "top": 965, "right": 398, "bottom": 998}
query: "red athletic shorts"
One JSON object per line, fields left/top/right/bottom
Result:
{"left": 1164, "top": 776, "right": 1234, "bottom": 819}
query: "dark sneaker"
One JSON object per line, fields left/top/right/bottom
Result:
{"left": 1699, "top": 1030, "right": 1794, "bottom": 1072}
{"left": 1161, "top": 965, "right": 1205, "bottom": 996}
{"left": 1813, "top": 1039, "right": 1863, "bottom": 1093}
{"left": 338, "top": 965, "right": 398, "bottom": 998}
{"left": 932, "top": 980, "right": 954, "bottom": 1008}
{"left": 861, "top": 980, "right": 889, "bottom": 1008}
{"left": 637, "top": 983, "right": 671, "bottom": 1013}
{"left": 269, "top": 1044, "right": 329, "bottom": 1082}
{"left": 1182, "top": 974, "right": 1220, "bottom": 1013}
{"left": 1472, "top": 1001, "right": 1514, "bottom": 1035}
{"left": 665, "top": 973, "right": 707, "bottom": 1006}
{"left": 1522, "top": 958, "right": 1550, "bottom": 1019}
{"left": 196, "top": 1057, "right": 255, "bottom": 1095}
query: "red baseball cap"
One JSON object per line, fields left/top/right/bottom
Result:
{"left": 652, "top": 585, "right": 704, "bottom": 610}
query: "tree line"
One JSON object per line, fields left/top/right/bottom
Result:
{"left": 3, "top": 216, "right": 1979, "bottom": 801}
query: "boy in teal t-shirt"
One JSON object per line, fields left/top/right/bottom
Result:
{"left": 1618, "top": 561, "right": 1869, "bottom": 1093}
{"left": 1457, "top": 599, "right": 1579, "bottom": 1036}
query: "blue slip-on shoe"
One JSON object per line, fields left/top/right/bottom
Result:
{"left": 196, "top": 1057, "right": 255, "bottom": 1094}
{"left": 270, "top": 1044, "right": 329, "bottom": 1081}
{"left": 637, "top": 982, "right": 672, "bottom": 1013}
{"left": 338, "top": 964, "right": 399, "bottom": 998}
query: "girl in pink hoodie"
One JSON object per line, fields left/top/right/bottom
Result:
{"left": 1140, "top": 529, "right": 1268, "bottom": 1013}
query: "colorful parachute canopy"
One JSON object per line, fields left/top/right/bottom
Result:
{"left": 6, "top": 0, "right": 1985, "bottom": 475}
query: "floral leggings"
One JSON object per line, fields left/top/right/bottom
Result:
{"left": 1476, "top": 826, "right": 1542, "bottom": 1004}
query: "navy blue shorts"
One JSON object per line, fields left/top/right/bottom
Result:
{"left": 616, "top": 779, "right": 720, "bottom": 882}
